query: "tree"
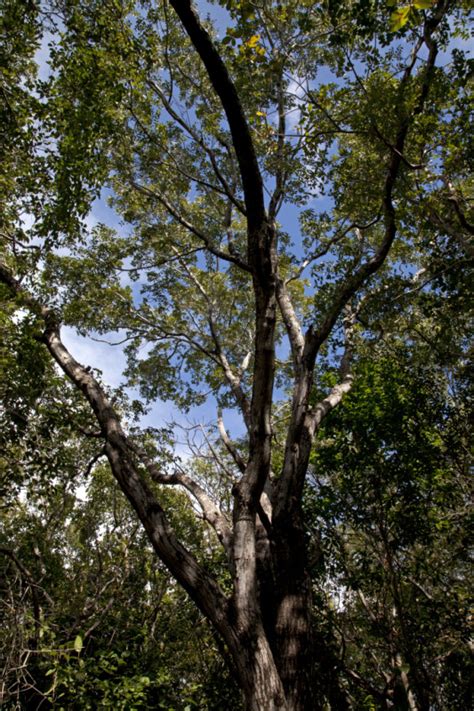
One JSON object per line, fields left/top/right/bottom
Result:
{"left": 308, "top": 338, "right": 472, "bottom": 709}
{"left": 1, "top": 0, "right": 472, "bottom": 708}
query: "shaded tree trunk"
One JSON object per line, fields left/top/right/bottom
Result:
{"left": 272, "top": 517, "right": 316, "bottom": 710}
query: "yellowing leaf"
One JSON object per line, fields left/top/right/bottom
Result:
{"left": 413, "top": 0, "right": 434, "bottom": 8}
{"left": 246, "top": 34, "right": 260, "bottom": 48}
{"left": 256, "top": 111, "right": 266, "bottom": 117}
{"left": 73, "top": 635, "right": 83, "bottom": 653}
{"left": 389, "top": 6, "right": 411, "bottom": 32}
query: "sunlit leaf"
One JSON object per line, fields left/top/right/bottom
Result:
{"left": 389, "top": 6, "right": 411, "bottom": 32}
{"left": 246, "top": 34, "right": 261, "bottom": 48}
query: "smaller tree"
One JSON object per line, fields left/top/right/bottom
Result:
{"left": 309, "top": 336, "right": 472, "bottom": 709}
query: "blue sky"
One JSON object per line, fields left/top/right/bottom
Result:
{"left": 32, "top": 2, "right": 472, "bottom": 448}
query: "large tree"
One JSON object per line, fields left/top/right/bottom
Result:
{"left": 1, "top": 0, "right": 472, "bottom": 708}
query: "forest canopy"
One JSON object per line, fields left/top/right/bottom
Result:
{"left": 0, "top": 1, "right": 472, "bottom": 709}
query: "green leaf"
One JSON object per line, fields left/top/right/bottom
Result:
{"left": 389, "top": 6, "right": 411, "bottom": 32}
{"left": 73, "top": 635, "right": 83, "bottom": 653}
{"left": 413, "top": 0, "right": 434, "bottom": 8}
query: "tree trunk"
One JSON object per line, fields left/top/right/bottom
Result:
{"left": 234, "top": 634, "right": 288, "bottom": 710}
{"left": 271, "top": 511, "right": 316, "bottom": 711}
{"left": 212, "top": 609, "right": 286, "bottom": 710}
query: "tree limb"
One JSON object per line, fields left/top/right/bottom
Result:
{"left": 149, "top": 462, "right": 233, "bottom": 558}
{"left": 131, "top": 181, "right": 251, "bottom": 272}
{"left": 0, "top": 263, "right": 231, "bottom": 638}
{"left": 273, "top": 10, "right": 444, "bottom": 521}
{"left": 169, "top": 0, "right": 265, "bottom": 233}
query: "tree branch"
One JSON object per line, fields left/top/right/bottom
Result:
{"left": 172, "top": 249, "right": 252, "bottom": 428}
{"left": 274, "top": 11, "right": 444, "bottom": 520}
{"left": 148, "top": 79, "right": 247, "bottom": 216}
{"left": 268, "top": 76, "right": 287, "bottom": 220}
{"left": 131, "top": 181, "right": 251, "bottom": 272}
{"left": 217, "top": 410, "right": 246, "bottom": 474}
{"left": 305, "top": 9, "right": 442, "bottom": 364}
{"left": 0, "top": 263, "right": 231, "bottom": 637}
{"left": 276, "top": 277, "right": 305, "bottom": 369}
{"left": 169, "top": 0, "right": 265, "bottom": 233}
{"left": 148, "top": 462, "right": 233, "bottom": 558}
{"left": 287, "top": 217, "right": 381, "bottom": 283}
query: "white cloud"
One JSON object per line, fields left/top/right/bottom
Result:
{"left": 60, "top": 327, "right": 180, "bottom": 430}
{"left": 61, "top": 327, "right": 127, "bottom": 388}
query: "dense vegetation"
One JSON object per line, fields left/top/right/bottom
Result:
{"left": 1, "top": 1, "right": 472, "bottom": 708}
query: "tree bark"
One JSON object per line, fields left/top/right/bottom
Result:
{"left": 272, "top": 527, "right": 315, "bottom": 710}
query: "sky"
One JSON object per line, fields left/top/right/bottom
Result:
{"left": 31, "top": 1, "right": 473, "bottom": 449}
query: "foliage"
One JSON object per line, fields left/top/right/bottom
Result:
{"left": 309, "top": 336, "right": 472, "bottom": 707}
{"left": 1, "top": 464, "right": 240, "bottom": 709}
